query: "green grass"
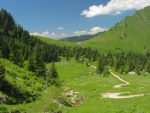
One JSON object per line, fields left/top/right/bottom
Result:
{"left": 0, "top": 58, "right": 45, "bottom": 100}
{"left": 56, "top": 60, "right": 90, "bottom": 80}
{"left": 55, "top": 60, "right": 150, "bottom": 113}
{"left": 0, "top": 86, "right": 62, "bottom": 113}
{"left": 81, "top": 6, "right": 150, "bottom": 53}
{"left": 34, "top": 35, "right": 76, "bottom": 47}
{"left": 64, "top": 75, "right": 150, "bottom": 113}
{"left": 1, "top": 59, "right": 150, "bottom": 113}
{"left": 0, "top": 58, "right": 51, "bottom": 112}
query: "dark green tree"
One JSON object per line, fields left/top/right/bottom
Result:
{"left": 97, "top": 58, "right": 105, "bottom": 74}
{"left": 0, "top": 65, "right": 5, "bottom": 88}
{"left": 50, "top": 62, "right": 58, "bottom": 78}
{"left": 145, "top": 59, "right": 150, "bottom": 73}
{"left": 102, "top": 66, "right": 110, "bottom": 77}
{"left": 28, "top": 55, "right": 36, "bottom": 72}
{"left": 34, "top": 45, "right": 46, "bottom": 76}
{"left": 49, "top": 62, "right": 60, "bottom": 87}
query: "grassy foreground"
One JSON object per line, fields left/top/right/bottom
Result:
{"left": 55, "top": 60, "right": 150, "bottom": 113}
{"left": 1, "top": 59, "right": 150, "bottom": 113}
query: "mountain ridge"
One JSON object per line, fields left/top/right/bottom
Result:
{"left": 60, "top": 35, "right": 93, "bottom": 42}
{"left": 60, "top": 32, "right": 103, "bottom": 42}
{"left": 81, "top": 6, "right": 150, "bottom": 53}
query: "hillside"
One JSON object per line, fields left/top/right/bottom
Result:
{"left": 60, "top": 35, "right": 94, "bottom": 42}
{"left": 34, "top": 35, "right": 76, "bottom": 47}
{"left": 0, "top": 58, "right": 44, "bottom": 103}
{"left": 81, "top": 6, "right": 150, "bottom": 53}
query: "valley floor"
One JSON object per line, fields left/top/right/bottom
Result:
{"left": 57, "top": 60, "right": 150, "bottom": 113}
{"left": 1, "top": 60, "right": 150, "bottom": 113}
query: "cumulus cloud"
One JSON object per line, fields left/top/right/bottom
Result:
{"left": 57, "top": 27, "right": 64, "bottom": 30}
{"left": 30, "top": 26, "right": 107, "bottom": 39}
{"left": 81, "top": 0, "right": 150, "bottom": 17}
{"left": 74, "top": 30, "right": 87, "bottom": 36}
{"left": 74, "top": 26, "right": 107, "bottom": 36}
{"left": 30, "top": 31, "right": 68, "bottom": 39}
{"left": 30, "top": 31, "right": 50, "bottom": 37}
{"left": 89, "top": 26, "right": 107, "bottom": 34}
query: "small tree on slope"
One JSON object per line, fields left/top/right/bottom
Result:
{"left": 49, "top": 62, "right": 60, "bottom": 87}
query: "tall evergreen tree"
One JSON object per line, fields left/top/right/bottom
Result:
{"left": 49, "top": 62, "right": 60, "bottom": 86}
{"left": 28, "top": 55, "right": 36, "bottom": 72}
{"left": 0, "top": 65, "right": 5, "bottom": 89}
{"left": 50, "top": 62, "right": 58, "bottom": 78}
{"left": 34, "top": 45, "right": 46, "bottom": 76}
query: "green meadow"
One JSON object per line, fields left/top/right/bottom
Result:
{"left": 57, "top": 60, "right": 150, "bottom": 113}
{"left": 1, "top": 59, "right": 150, "bottom": 113}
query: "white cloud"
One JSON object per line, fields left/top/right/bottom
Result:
{"left": 30, "top": 31, "right": 68, "bottom": 39}
{"left": 74, "top": 30, "right": 87, "bottom": 36}
{"left": 57, "top": 27, "right": 64, "bottom": 30}
{"left": 89, "top": 26, "right": 107, "bottom": 35}
{"left": 81, "top": 0, "right": 150, "bottom": 17}
{"left": 30, "top": 31, "right": 50, "bottom": 37}
{"left": 61, "top": 33, "right": 67, "bottom": 36}
{"left": 30, "top": 26, "right": 107, "bottom": 39}
{"left": 74, "top": 26, "right": 107, "bottom": 36}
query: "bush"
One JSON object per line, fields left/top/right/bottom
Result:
{"left": 0, "top": 65, "right": 5, "bottom": 89}
{"left": 0, "top": 65, "right": 5, "bottom": 75}
{"left": 102, "top": 67, "right": 110, "bottom": 77}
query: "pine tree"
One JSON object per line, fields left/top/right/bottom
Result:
{"left": 49, "top": 62, "right": 60, "bottom": 86}
{"left": 50, "top": 62, "right": 58, "bottom": 78}
{"left": 34, "top": 45, "right": 46, "bottom": 76}
{"left": 145, "top": 59, "right": 150, "bottom": 73}
{"left": 97, "top": 58, "right": 105, "bottom": 74}
{"left": 28, "top": 44, "right": 45, "bottom": 76}
{"left": 2, "top": 40, "right": 10, "bottom": 59}
{"left": 0, "top": 65, "right": 5, "bottom": 76}
{"left": 0, "top": 65, "right": 5, "bottom": 88}
{"left": 102, "top": 66, "right": 110, "bottom": 77}
{"left": 28, "top": 55, "right": 36, "bottom": 72}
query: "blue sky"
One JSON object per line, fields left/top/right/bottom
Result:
{"left": 0, "top": 0, "right": 149, "bottom": 39}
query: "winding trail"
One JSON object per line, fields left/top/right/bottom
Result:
{"left": 89, "top": 65, "right": 145, "bottom": 99}
{"left": 102, "top": 70, "right": 144, "bottom": 99}
{"left": 110, "top": 71, "right": 129, "bottom": 89}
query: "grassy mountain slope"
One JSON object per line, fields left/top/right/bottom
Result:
{"left": 0, "top": 58, "right": 63, "bottom": 113}
{"left": 60, "top": 32, "right": 103, "bottom": 42}
{"left": 81, "top": 6, "right": 150, "bottom": 53}
{"left": 34, "top": 36, "right": 76, "bottom": 47}
{"left": 60, "top": 35, "right": 94, "bottom": 42}
{"left": 0, "top": 58, "right": 44, "bottom": 104}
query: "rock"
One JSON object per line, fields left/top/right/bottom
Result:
{"left": 66, "top": 91, "right": 74, "bottom": 97}
{"left": 128, "top": 71, "right": 136, "bottom": 75}
{"left": 0, "top": 96, "right": 7, "bottom": 104}
{"left": 63, "top": 87, "right": 69, "bottom": 91}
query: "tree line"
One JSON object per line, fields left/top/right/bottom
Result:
{"left": 97, "top": 50, "right": 150, "bottom": 76}
{"left": 0, "top": 9, "right": 99, "bottom": 77}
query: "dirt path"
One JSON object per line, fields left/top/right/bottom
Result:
{"left": 89, "top": 65, "right": 145, "bottom": 99}
{"left": 110, "top": 71, "right": 129, "bottom": 89}
{"left": 102, "top": 70, "right": 144, "bottom": 99}
{"left": 102, "top": 92, "right": 144, "bottom": 99}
